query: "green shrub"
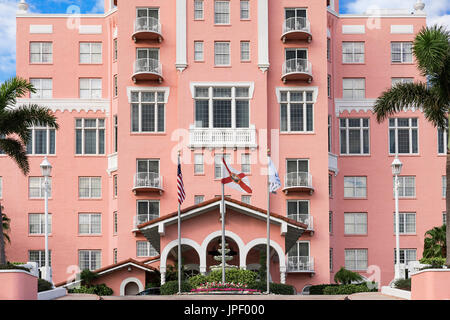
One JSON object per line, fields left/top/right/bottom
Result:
{"left": 146, "top": 282, "right": 161, "bottom": 289}
{"left": 0, "top": 262, "right": 30, "bottom": 272}
{"left": 80, "top": 269, "right": 99, "bottom": 288}
{"left": 334, "top": 267, "right": 364, "bottom": 285}
{"left": 323, "top": 283, "right": 377, "bottom": 295}
{"left": 187, "top": 274, "right": 208, "bottom": 288}
{"left": 207, "top": 269, "right": 258, "bottom": 285}
{"left": 393, "top": 278, "right": 411, "bottom": 291}
{"left": 160, "top": 280, "right": 192, "bottom": 295}
{"left": 308, "top": 284, "right": 340, "bottom": 295}
{"left": 247, "top": 281, "right": 295, "bottom": 295}
{"left": 419, "top": 257, "right": 446, "bottom": 268}
{"left": 69, "top": 286, "right": 97, "bottom": 294}
{"left": 38, "top": 278, "right": 53, "bottom": 292}
{"left": 94, "top": 283, "right": 113, "bottom": 296}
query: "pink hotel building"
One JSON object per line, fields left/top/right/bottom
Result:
{"left": 2, "top": 0, "right": 443, "bottom": 294}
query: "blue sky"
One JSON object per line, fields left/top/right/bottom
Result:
{"left": 0, "top": 0, "right": 448, "bottom": 82}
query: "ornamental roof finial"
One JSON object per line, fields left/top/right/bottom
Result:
{"left": 17, "top": 0, "right": 29, "bottom": 14}
{"left": 414, "top": 0, "right": 425, "bottom": 13}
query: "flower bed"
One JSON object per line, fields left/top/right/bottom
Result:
{"left": 190, "top": 282, "right": 261, "bottom": 294}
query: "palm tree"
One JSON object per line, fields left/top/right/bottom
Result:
{"left": 373, "top": 25, "right": 450, "bottom": 265}
{"left": 0, "top": 77, "right": 59, "bottom": 264}
{"left": 423, "top": 225, "right": 447, "bottom": 259}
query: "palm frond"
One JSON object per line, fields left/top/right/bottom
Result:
{"left": 0, "top": 77, "right": 35, "bottom": 111}
{"left": 0, "top": 137, "right": 29, "bottom": 175}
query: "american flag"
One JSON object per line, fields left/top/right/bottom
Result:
{"left": 177, "top": 157, "right": 185, "bottom": 205}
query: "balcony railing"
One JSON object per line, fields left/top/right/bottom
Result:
{"left": 282, "top": 17, "right": 312, "bottom": 42}
{"left": 133, "top": 172, "right": 164, "bottom": 194}
{"left": 188, "top": 125, "right": 257, "bottom": 149}
{"left": 133, "top": 17, "right": 163, "bottom": 42}
{"left": 134, "top": 214, "right": 159, "bottom": 228}
{"left": 132, "top": 58, "right": 163, "bottom": 83}
{"left": 287, "top": 214, "right": 314, "bottom": 230}
{"left": 282, "top": 58, "right": 313, "bottom": 83}
{"left": 287, "top": 256, "right": 314, "bottom": 273}
{"left": 283, "top": 172, "right": 314, "bottom": 194}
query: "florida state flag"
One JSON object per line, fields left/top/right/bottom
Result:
{"left": 221, "top": 157, "right": 252, "bottom": 194}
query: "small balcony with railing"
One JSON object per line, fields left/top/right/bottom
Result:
{"left": 281, "top": 17, "right": 312, "bottom": 43}
{"left": 283, "top": 172, "right": 314, "bottom": 195}
{"left": 134, "top": 214, "right": 159, "bottom": 229}
{"left": 132, "top": 17, "right": 163, "bottom": 42}
{"left": 188, "top": 125, "right": 257, "bottom": 150}
{"left": 132, "top": 58, "right": 163, "bottom": 83}
{"left": 287, "top": 256, "right": 315, "bottom": 274}
{"left": 133, "top": 172, "right": 164, "bottom": 195}
{"left": 282, "top": 59, "right": 313, "bottom": 83}
{"left": 287, "top": 214, "right": 314, "bottom": 233}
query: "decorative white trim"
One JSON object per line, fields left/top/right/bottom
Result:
{"left": 335, "top": 98, "right": 423, "bottom": 116}
{"left": 276, "top": 86, "right": 319, "bottom": 103}
{"left": 200, "top": 230, "right": 246, "bottom": 269}
{"left": 189, "top": 82, "right": 255, "bottom": 99}
{"left": 176, "top": 0, "right": 187, "bottom": 71}
{"left": 257, "top": 0, "right": 269, "bottom": 71}
{"left": 126, "top": 86, "right": 170, "bottom": 103}
{"left": 328, "top": 153, "right": 339, "bottom": 175}
{"left": 16, "top": 98, "right": 110, "bottom": 114}
{"left": 242, "top": 238, "right": 286, "bottom": 272}
{"left": 107, "top": 153, "right": 117, "bottom": 175}
{"left": 78, "top": 25, "right": 102, "bottom": 34}
{"left": 120, "top": 277, "right": 144, "bottom": 296}
{"left": 30, "top": 25, "right": 53, "bottom": 34}
{"left": 160, "top": 238, "right": 202, "bottom": 273}
{"left": 342, "top": 25, "right": 365, "bottom": 34}
{"left": 391, "top": 25, "right": 414, "bottom": 34}
{"left": 381, "top": 286, "right": 411, "bottom": 300}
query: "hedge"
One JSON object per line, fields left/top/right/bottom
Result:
{"left": 207, "top": 269, "right": 258, "bottom": 285}
{"left": 308, "top": 284, "right": 340, "bottom": 295}
{"left": 0, "top": 263, "right": 30, "bottom": 272}
{"left": 38, "top": 278, "right": 53, "bottom": 292}
{"left": 323, "top": 283, "right": 378, "bottom": 295}
{"left": 160, "top": 281, "right": 192, "bottom": 295}
{"left": 247, "top": 281, "right": 296, "bottom": 295}
{"left": 393, "top": 278, "right": 411, "bottom": 291}
{"left": 68, "top": 283, "right": 114, "bottom": 296}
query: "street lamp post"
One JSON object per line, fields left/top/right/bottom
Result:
{"left": 391, "top": 155, "right": 403, "bottom": 281}
{"left": 40, "top": 157, "right": 52, "bottom": 283}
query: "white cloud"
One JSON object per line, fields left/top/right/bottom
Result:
{"left": 89, "top": 0, "right": 104, "bottom": 14}
{"left": 344, "top": 0, "right": 449, "bottom": 28}
{"left": 0, "top": 0, "right": 17, "bottom": 81}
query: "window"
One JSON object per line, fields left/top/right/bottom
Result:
{"left": 78, "top": 177, "right": 102, "bottom": 199}
{"left": 26, "top": 124, "right": 56, "bottom": 155}
{"left": 137, "top": 200, "right": 160, "bottom": 224}
{"left": 339, "top": 118, "right": 370, "bottom": 155}
{"left": 392, "top": 78, "right": 414, "bottom": 87}
{"left": 327, "top": 75, "right": 331, "bottom": 98}
{"left": 241, "top": 153, "right": 250, "bottom": 173}
{"left": 30, "top": 42, "right": 52, "bottom": 63}
{"left": 29, "top": 177, "right": 52, "bottom": 198}
{"left": 113, "top": 75, "right": 118, "bottom": 98}
{"left": 113, "top": 248, "right": 118, "bottom": 264}
{"left": 328, "top": 115, "right": 332, "bottom": 152}
{"left": 214, "top": 154, "right": 231, "bottom": 179}
{"left": 113, "top": 115, "right": 118, "bottom": 152}
{"left": 391, "top": 42, "right": 413, "bottom": 63}
{"left": 394, "top": 176, "right": 415, "bottom": 198}
{"left": 240, "top": 41, "right": 250, "bottom": 61}
{"left": 328, "top": 174, "right": 332, "bottom": 197}
{"left": 113, "top": 175, "right": 118, "bottom": 197}
{"left": 131, "top": 90, "right": 165, "bottom": 133}
{"left": 194, "top": 0, "right": 204, "bottom": 20}
{"left": 443, "top": 176, "right": 446, "bottom": 198}
{"left": 241, "top": 195, "right": 251, "bottom": 204}
{"left": 327, "top": 38, "right": 331, "bottom": 61}
{"left": 394, "top": 213, "right": 416, "bottom": 234}
{"left": 330, "top": 248, "right": 333, "bottom": 271}
{"left": 344, "top": 213, "right": 367, "bottom": 235}
{"left": 389, "top": 118, "right": 418, "bottom": 154}
{"left": 342, "top": 42, "right": 364, "bottom": 63}
{"left": 444, "top": 211, "right": 447, "bottom": 225}
{"left": 80, "top": 78, "right": 102, "bottom": 99}
{"left": 29, "top": 250, "right": 51, "bottom": 267}
{"left": 438, "top": 120, "right": 448, "bottom": 154}
{"left": 136, "top": 8, "right": 159, "bottom": 31}
{"left": 214, "top": 1, "right": 230, "bottom": 24}
{"left": 194, "top": 154, "right": 204, "bottom": 174}
{"left": 79, "top": 250, "right": 101, "bottom": 271}
{"left": 194, "top": 195, "right": 205, "bottom": 204}
{"left": 30, "top": 79, "right": 52, "bottom": 99}
{"left": 240, "top": 1, "right": 249, "bottom": 19}
{"left": 136, "top": 48, "right": 160, "bottom": 74}
{"left": 29, "top": 213, "right": 52, "bottom": 235}
{"left": 113, "top": 39, "right": 118, "bottom": 61}
{"left": 329, "top": 211, "right": 333, "bottom": 233}
{"left": 344, "top": 176, "right": 367, "bottom": 198}
{"left": 394, "top": 249, "right": 417, "bottom": 265}
{"left": 287, "top": 200, "right": 309, "bottom": 225}
{"left": 194, "top": 86, "right": 250, "bottom": 129}
{"left": 113, "top": 211, "right": 118, "bottom": 234}
{"left": 194, "top": 41, "right": 204, "bottom": 61}
{"left": 284, "top": 48, "right": 308, "bottom": 73}
{"left": 80, "top": 42, "right": 102, "bottom": 64}
{"left": 136, "top": 241, "right": 158, "bottom": 257}
{"left": 214, "top": 42, "right": 231, "bottom": 66}
{"left": 280, "top": 90, "right": 314, "bottom": 132}
{"left": 78, "top": 213, "right": 101, "bottom": 235}
{"left": 345, "top": 249, "right": 368, "bottom": 271}
{"left": 343, "top": 78, "right": 365, "bottom": 100}
{"left": 75, "top": 118, "right": 105, "bottom": 155}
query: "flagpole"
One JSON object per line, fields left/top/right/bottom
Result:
{"left": 177, "top": 152, "right": 181, "bottom": 294}
{"left": 221, "top": 163, "right": 226, "bottom": 284}
{"left": 266, "top": 149, "right": 270, "bottom": 294}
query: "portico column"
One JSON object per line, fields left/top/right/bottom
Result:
{"left": 280, "top": 266, "right": 286, "bottom": 284}
{"left": 160, "top": 266, "right": 166, "bottom": 285}
{"left": 200, "top": 266, "right": 207, "bottom": 276}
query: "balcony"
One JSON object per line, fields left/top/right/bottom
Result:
{"left": 132, "top": 17, "right": 163, "bottom": 42}
{"left": 283, "top": 172, "right": 314, "bottom": 195}
{"left": 287, "top": 214, "right": 314, "bottom": 232}
{"left": 133, "top": 172, "right": 164, "bottom": 195}
{"left": 282, "top": 59, "right": 313, "bottom": 83}
{"left": 188, "top": 125, "right": 257, "bottom": 150}
{"left": 281, "top": 17, "right": 312, "bottom": 43}
{"left": 134, "top": 214, "right": 159, "bottom": 229}
{"left": 132, "top": 58, "right": 163, "bottom": 83}
{"left": 287, "top": 256, "right": 315, "bottom": 273}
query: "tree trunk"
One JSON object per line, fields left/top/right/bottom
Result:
{"left": 446, "top": 130, "right": 450, "bottom": 266}
{"left": 0, "top": 203, "right": 6, "bottom": 265}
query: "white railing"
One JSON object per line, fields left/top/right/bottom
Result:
{"left": 107, "top": 153, "right": 118, "bottom": 173}
{"left": 287, "top": 256, "right": 314, "bottom": 272}
{"left": 285, "top": 172, "right": 313, "bottom": 189}
{"left": 134, "top": 172, "right": 163, "bottom": 190}
{"left": 133, "top": 58, "right": 162, "bottom": 76}
{"left": 134, "top": 17, "right": 162, "bottom": 35}
{"left": 282, "top": 58, "right": 312, "bottom": 76}
{"left": 189, "top": 125, "right": 257, "bottom": 148}
{"left": 328, "top": 153, "right": 338, "bottom": 173}
{"left": 283, "top": 17, "right": 311, "bottom": 35}
{"left": 134, "top": 214, "right": 160, "bottom": 228}
{"left": 287, "top": 214, "right": 313, "bottom": 230}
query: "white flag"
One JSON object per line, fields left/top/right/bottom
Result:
{"left": 268, "top": 157, "right": 281, "bottom": 193}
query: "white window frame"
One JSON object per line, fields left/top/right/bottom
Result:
{"left": 339, "top": 118, "right": 370, "bottom": 155}
{"left": 279, "top": 90, "right": 315, "bottom": 133}
{"left": 287, "top": 200, "right": 310, "bottom": 223}
{"left": 194, "top": 195, "right": 205, "bottom": 204}
{"left": 137, "top": 200, "right": 160, "bottom": 223}
{"left": 30, "top": 78, "right": 52, "bottom": 99}
{"left": 240, "top": 1, "right": 250, "bottom": 20}
{"left": 438, "top": 121, "right": 448, "bottom": 155}
{"left": 75, "top": 118, "right": 105, "bottom": 155}
{"left": 78, "top": 177, "right": 102, "bottom": 199}
{"left": 130, "top": 90, "right": 166, "bottom": 133}
{"left": 28, "top": 213, "right": 52, "bottom": 235}
{"left": 214, "top": 42, "right": 231, "bottom": 66}
{"left": 214, "top": 1, "right": 230, "bottom": 25}
{"left": 394, "top": 176, "right": 416, "bottom": 198}
{"left": 113, "top": 75, "right": 118, "bottom": 98}
{"left": 241, "top": 153, "right": 251, "bottom": 173}
{"left": 194, "top": 41, "right": 204, "bottom": 62}
{"left": 214, "top": 154, "right": 231, "bottom": 179}
{"left": 30, "top": 42, "right": 53, "bottom": 64}
{"left": 394, "top": 249, "right": 417, "bottom": 264}
{"left": 344, "top": 176, "right": 367, "bottom": 198}
{"left": 29, "top": 250, "right": 51, "bottom": 267}
{"left": 26, "top": 124, "right": 56, "bottom": 155}
{"left": 79, "top": 42, "right": 102, "bottom": 64}
{"left": 343, "top": 78, "right": 365, "bottom": 100}
{"left": 389, "top": 118, "right": 419, "bottom": 155}
{"left": 391, "top": 42, "right": 413, "bottom": 63}
{"left": 241, "top": 195, "right": 251, "bottom": 204}
{"left": 344, "top": 213, "right": 367, "bottom": 235}
{"left": 113, "top": 211, "right": 118, "bottom": 234}
{"left": 78, "top": 213, "right": 102, "bottom": 235}
{"left": 443, "top": 176, "right": 446, "bottom": 198}
{"left": 29, "top": 177, "right": 52, "bottom": 199}
{"left": 342, "top": 42, "right": 365, "bottom": 63}
{"left": 240, "top": 41, "right": 250, "bottom": 61}
{"left": 79, "top": 78, "right": 102, "bottom": 99}
{"left": 194, "top": 154, "right": 204, "bottom": 174}
{"left": 136, "top": 241, "right": 158, "bottom": 257}
{"left": 391, "top": 78, "right": 414, "bottom": 87}
{"left": 345, "top": 249, "right": 368, "bottom": 271}
{"left": 194, "top": 0, "right": 204, "bottom": 20}
{"left": 394, "top": 212, "right": 416, "bottom": 234}
{"left": 78, "top": 250, "right": 101, "bottom": 271}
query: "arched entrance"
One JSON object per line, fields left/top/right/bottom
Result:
{"left": 204, "top": 236, "right": 241, "bottom": 273}
{"left": 124, "top": 282, "right": 139, "bottom": 295}
{"left": 119, "top": 277, "right": 144, "bottom": 296}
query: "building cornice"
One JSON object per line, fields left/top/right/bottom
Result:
{"left": 16, "top": 98, "right": 110, "bottom": 114}
{"left": 16, "top": 8, "right": 117, "bottom": 19}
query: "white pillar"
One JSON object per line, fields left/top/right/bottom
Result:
{"left": 161, "top": 272, "right": 166, "bottom": 285}
{"left": 280, "top": 271, "right": 286, "bottom": 284}
{"left": 257, "top": 0, "right": 269, "bottom": 72}
{"left": 176, "top": 0, "right": 187, "bottom": 71}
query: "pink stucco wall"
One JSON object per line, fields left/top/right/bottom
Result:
{"left": 411, "top": 270, "right": 450, "bottom": 300}
{"left": 0, "top": 271, "right": 37, "bottom": 300}
{"left": 91, "top": 266, "right": 147, "bottom": 296}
